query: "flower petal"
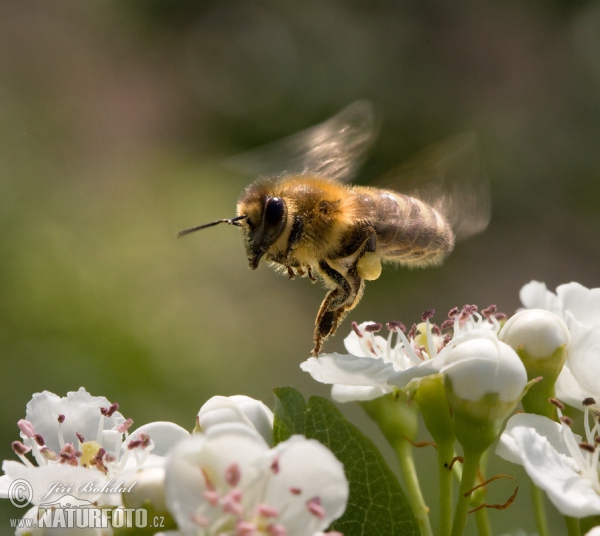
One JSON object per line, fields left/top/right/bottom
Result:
{"left": 300, "top": 354, "right": 395, "bottom": 388}
{"left": 263, "top": 435, "right": 348, "bottom": 535}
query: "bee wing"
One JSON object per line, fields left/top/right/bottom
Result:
{"left": 379, "top": 132, "right": 491, "bottom": 242}
{"left": 225, "top": 100, "right": 380, "bottom": 183}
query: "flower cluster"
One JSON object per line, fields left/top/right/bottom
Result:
{"left": 0, "top": 390, "right": 348, "bottom": 536}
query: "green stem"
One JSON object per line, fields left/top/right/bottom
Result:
{"left": 470, "top": 450, "right": 491, "bottom": 536}
{"left": 531, "top": 483, "right": 549, "bottom": 536}
{"left": 474, "top": 505, "right": 492, "bottom": 536}
{"left": 564, "top": 516, "right": 581, "bottom": 536}
{"left": 395, "top": 438, "right": 433, "bottom": 536}
{"left": 450, "top": 449, "right": 482, "bottom": 536}
{"left": 437, "top": 440, "right": 454, "bottom": 536}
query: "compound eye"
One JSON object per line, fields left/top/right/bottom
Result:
{"left": 264, "top": 197, "right": 286, "bottom": 228}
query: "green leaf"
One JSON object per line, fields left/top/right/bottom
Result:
{"left": 273, "top": 386, "right": 307, "bottom": 444}
{"left": 273, "top": 387, "right": 419, "bottom": 536}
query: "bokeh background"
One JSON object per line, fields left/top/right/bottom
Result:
{"left": 1, "top": 1, "right": 599, "bottom": 533}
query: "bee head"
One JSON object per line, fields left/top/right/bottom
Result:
{"left": 238, "top": 193, "right": 288, "bottom": 270}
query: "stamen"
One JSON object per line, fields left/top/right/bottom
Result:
{"left": 12, "top": 441, "right": 31, "bottom": 456}
{"left": 386, "top": 321, "right": 406, "bottom": 333}
{"left": 482, "top": 305, "right": 497, "bottom": 318}
{"left": 117, "top": 418, "right": 134, "bottom": 434}
{"left": 57, "top": 414, "right": 65, "bottom": 424}
{"left": 34, "top": 434, "right": 45, "bottom": 447}
{"left": 236, "top": 521, "right": 257, "bottom": 536}
{"left": 365, "top": 323, "right": 382, "bottom": 333}
{"left": 76, "top": 432, "right": 85, "bottom": 444}
{"left": 351, "top": 322, "right": 363, "bottom": 338}
{"left": 17, "top": 419, "right": 35, "bottom": 438}
{"left": 271, "top": 457, "right": 280, "bottom": 474}
{"left": 579, "top": 442, "right": 595, "bottom": 454}
{"left": 100, "top": 403, "right": 120, "bottom": 418}
{"left": 583, "top": 397, "right": 597, "bottom": 407}
{"left": 447, "top": 306, "right": 460, "bottom": 318}
{"left": 258, "top": 504, "right": 279, "bottom": 518}
{"left": 306, "top": 497, "right": 326, "bottom": 519}
{"left": 407, "top": 324, "right": 417, "bottom": 340}
{"left": 225, "top": 463, "right": 241, "bottom": 487}
{"left": 560, "top": 416, "right": 573, "bottom": 427}
{"left": 441, "top": 319, "right": 454, "bottom": 331}
{"left": 421, "top": 309, "right": 435, "bottom": 322}
{"left": 267, "top": 524, "right": 288, "bottom": 536}
{"left": 550, "top": 398, "right": 566, "bottom": 411}
{"left": 289, "top": 487, "right": 302, "bottom": 495}
{"left": 203, "top": 490, "right": 220, "bottom": 506}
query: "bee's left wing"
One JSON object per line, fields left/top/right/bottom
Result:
{"left": 225, "top": 100, "right": 380, "bottom": 183}
{"left": 378, "top": 132, "right": 491, "bottom": 242}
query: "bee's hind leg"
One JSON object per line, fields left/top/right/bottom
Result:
{"left": 311, "top": 261, "right": 364, "bottom": 356}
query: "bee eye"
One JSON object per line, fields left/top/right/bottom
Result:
{"left": 264, "top": 197, "right": 285, "bottom": 227}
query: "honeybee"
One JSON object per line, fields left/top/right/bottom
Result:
{"left": 178, "top": 101, "right": 490, "bottom": 356}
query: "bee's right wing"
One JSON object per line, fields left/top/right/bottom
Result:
{"left": 225, "top": 100, "right": 380, "bottom": 183}
{"left": 379, "top": 132, "right": 491, "bottom": 242}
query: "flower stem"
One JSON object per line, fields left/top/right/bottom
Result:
{"left": 395, "top": 438, "right": 433, "bottom": 536}
{"left": 564, "top": 516, "right": 581, "bottom": 536}
{"left": 531, "top": 483, "right": 549, "bottom": 536}
{"left": 450, "top": 449, "right": 482, "bottom": 536}
{"left": 437, "top": 440, "right": 454, "bottom": 536}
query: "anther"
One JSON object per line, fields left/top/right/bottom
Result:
{"left": 117, "top": 418, "right": 134, "bottom": 434}
{"left": 421, "top": 309, "right": 435, "bottom": 321}
{"left": 583, "top": 397, "right": 597, "bottom": 407}
{"left": 306, "top": 497, "right": 326, "bottom": 519}
{"left": 579, "top": 442, "right": 595, "bottom": 453}
{"left": 17, "top": 420, "right": 35, "bottom": 438}
{"left": 447, "top": 306, "right": 460, "bottom": 318}
{"left": 57, "top": 414, "right": 65, "bottom": 424}
{"left": 387, "top": 321, "right": 406, "bottom": 333}
{"left": 365, "top": 323, "right": 382, "bottom": 333}
{"left": 441, "top": 319, "right": 454, "bottom": 330}
{"left": 550, "top": 398, "right": 565, "bottom": 411}
{"left": 34, "top": 434, "right": 45, "bottom": 446}
{"left": 225, "top": 463, "right": 241, "bottom": 487}
{"left": 100, "top": 403, "right": 120, "bottom": 418}
{"left": 12, "top": 441, "right": 31, "bottom": 456}
{"left": 482, "top": 305, "right": 497, "bottom": 318}
{"left": 560, "top": 416, "right": 573, "bottom": 427}
{"left": 495, "top": 313, "right": 507, "bottom": 321}
{"left": 351, "top": 321, "right": 363, "bottom": 338}
{"left": 76, "top": 432, "right": 85, "bottom": 444}
{"left": 407, "top": 324, "right": 417, "bottom": 340}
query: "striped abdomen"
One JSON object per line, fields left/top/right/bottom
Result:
{"left": 353, "top": 187, "right": 455, "bottom": 267}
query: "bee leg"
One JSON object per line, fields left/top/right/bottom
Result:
{"left": 311, "top": 261, "right": 364, "bottom": 356}
{"left": 307, "top": 266, "right": 318, "bottom": 283}
{"left": 286, "top": 266, "right": 295, "bottom": 279}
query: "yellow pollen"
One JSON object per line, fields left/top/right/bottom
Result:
{"left": 80, "top": 441, "right": 103, "bottom": 468}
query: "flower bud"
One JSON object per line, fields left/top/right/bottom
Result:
{"left": 500, "top": 309, "right": 570, "bottom": 360}
{"left": 500, "top": 309, "right": 570, "bottom": 417}
{"left": 198, "top": 395, "right": 274, "bottom": 445}
{"left": 442, "top": 336, "right": 528, "bottom": 453}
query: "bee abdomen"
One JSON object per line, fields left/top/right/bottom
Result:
{"left": 371, "top": 191, "right": 455, "bottom": 267}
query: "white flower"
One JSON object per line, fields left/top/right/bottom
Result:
{"left": 164, "top": 423, "right": 348, "bottom": 536}
{"left": 387, "top": 306, "right": 502, "bottom": 390}
{"left": 0, "top": 388, "right": 188, "bottom": 507}
{"left": 198, "top": 395, "right": 274, "bottom": 445}
{"left": 302, "top": 306, "right": 503, "bottom": 403}
{"left": 497, "top": 402, "right": 600, "bottom": 518}
{"left": 519, "top": 281, "right": 600, "bottom": 406}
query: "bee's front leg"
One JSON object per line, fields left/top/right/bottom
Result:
{"left": 312, "top": 261, "right": 364, "bottom": 356}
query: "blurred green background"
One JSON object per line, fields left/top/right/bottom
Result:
{"left": 1, "top": 0, "right": 599, "bottom": 534}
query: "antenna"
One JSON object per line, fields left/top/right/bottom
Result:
{"left": 176, "top": 215, "right": 247, "bottom": 238}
